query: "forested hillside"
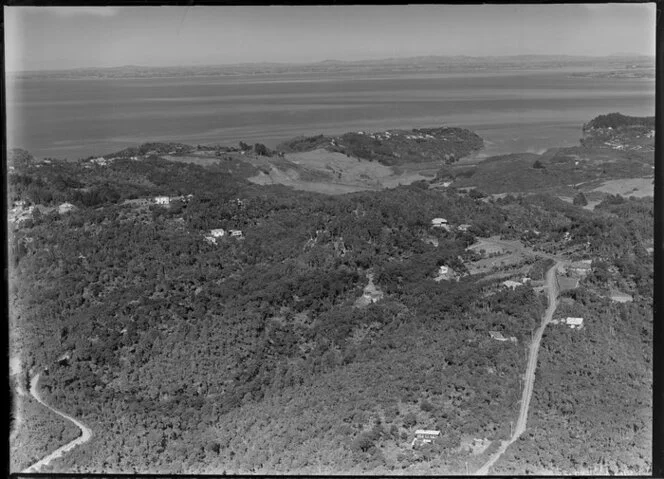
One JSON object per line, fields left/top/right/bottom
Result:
{"left": 8, "top": 135, "right": 652, "bottom": 473}
{"left": 276, "top": 126, "right": 484, "bottom": 165}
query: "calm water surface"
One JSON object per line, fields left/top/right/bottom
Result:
{"left": 6, "top": 70, "right": 654, "bottom": 160}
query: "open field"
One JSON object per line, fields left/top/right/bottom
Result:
{"left": 160, "top": 154, "right": 222, "bottom": 167}
{"left": 590, "top": 177, "right": 654, "bottom": 198}
{"left": 246, "top": 148, "right": 434, "bottom": 193}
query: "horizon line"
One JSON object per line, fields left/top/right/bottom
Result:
{"left": 7, "top": 52, "right": 655, "bottom": 75}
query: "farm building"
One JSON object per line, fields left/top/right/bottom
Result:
{"left": 229, "top": 229, "right": 243, "bottom": 238}
{"left": 210, "top": 228, "right": 226, "bottom": 238}
{"left": 154, "top": 196, "right": 170, "bottom": 205}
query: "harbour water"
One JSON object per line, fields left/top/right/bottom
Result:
{"left": 6, "top": 69, "right": 654, "bottom": 160}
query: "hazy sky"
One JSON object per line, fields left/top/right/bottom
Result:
{"left": 4, "top": 4, "right": 656, "bottom": 71}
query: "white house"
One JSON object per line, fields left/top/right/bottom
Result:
{"left": 210, "top": 228, "right": 226, "bottom": 238}
{"left": 154, "top": 196, "right": 170, "bottom": 205}
{"left": 412, "top": 429, "right": 441, "bottom": 446}
{"left": 229, "top": 229, "right": 243, "bottom": 238}
{"left": 431, "top": 218, "right": 448, "bottom": 228}
{"left": 565, "top": 317, "right": 584, "bottom": 328}
{"left": 434, "top": 265, "right": 454, "bottom": 282}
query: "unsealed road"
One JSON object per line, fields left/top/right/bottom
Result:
{"left": 474, "top": 261, "right": 562, "bottom": 475}
{"left": 22, "top": 373, "right": 93, "bottom": 473}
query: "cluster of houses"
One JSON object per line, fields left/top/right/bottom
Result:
{"left": 204, "top": 228, "right": 243, "bottom": 245}
{"left": 8, "top": 200, "right": 78, "bottom": 226}
{"left": 88, "top": 157, "right": 114, "bottom": 166}
{"left": 551, "top": 317, "right": 584, "bottom": 329}
{"left": 431, "top": 218, "right": 472, "bottom": 233}
{"left": 154, "top": 194, "right": 194, "bottom": 206}
{"left": 354, "top": 129, "right": 443, "bottom": 142}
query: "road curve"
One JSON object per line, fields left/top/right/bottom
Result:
{"left": 22, "top": 373, "right": 93, "bottom": 473}
{"left": 474, "top": 262, "right": 562, "bottom": 475}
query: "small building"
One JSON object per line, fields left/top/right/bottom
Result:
{"left": 489, "top": 331, "right": 508, "bottom": 341}
{"left": 565, "top": 317, "right": 584, "bottom": 328}
{"left": 154, "top": 196, "right": 170, "bottom": 205}
{"left": 13, "top": 200, "right": 26, "bottom": 208}
{"left": 210, "top": 228, "right": 226, "bottom": 238}
{"left": 58, "top": 202, "right": 76, "bottom": 214}
{"left": 457, "top": 224, "right": 472, "bottom": 232}
{"left": 362, "top": 289, "right": 383, "bottom": 304}
{"left": 229, "top": 229, "right": 243, "bottom": 238}
{"left": 431, "top": 218, "right": 448, "bottom": 228}
{"left": 610, "top": 292, "right": 633, "bottom": 303}
{"left": 502, "top": 280, "right": 522, "bottom": 290}
{"left": 434, "top": 265, "right": 455, "bottom": 282}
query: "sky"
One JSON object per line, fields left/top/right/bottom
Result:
{"left": 4, "top": 4, "right": 657, "bottom": 71}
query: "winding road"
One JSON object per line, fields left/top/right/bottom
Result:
{"left": 22, "top": 373, "right": 93, "bottom": 473}
{"left": 474, "top": 261, "right": 562, "bottom": 475}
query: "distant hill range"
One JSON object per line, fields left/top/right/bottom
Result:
{"left": 8, "top": 54, "right": 654, "bottom": 80}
